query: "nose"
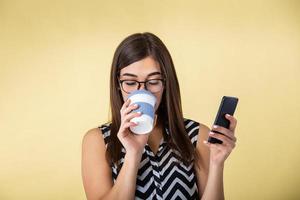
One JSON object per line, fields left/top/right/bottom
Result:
{"left": 138, "top": 82, "right": 146, "bottom": 90}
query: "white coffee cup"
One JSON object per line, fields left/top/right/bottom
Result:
{"left": 128, "top": 89, "right": 157, "bottom": 134}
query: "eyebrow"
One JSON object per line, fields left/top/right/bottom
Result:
{"left": 121, "top": 71, "right": 162, "bottom": 78}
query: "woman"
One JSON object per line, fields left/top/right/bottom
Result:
{"left": 81, "top": 32, "right": 237, "bottom": 200}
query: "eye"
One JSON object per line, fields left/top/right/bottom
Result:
{"left": 124, "top": 80, "right": 137, "bottom": 86}
{"left": 148, "top": 80, "right": 160, "bottom": 85}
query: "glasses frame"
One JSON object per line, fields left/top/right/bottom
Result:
{"left": 118, "top": 78, "right": 165, "bottom": 94}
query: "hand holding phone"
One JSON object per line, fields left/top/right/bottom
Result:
{"left": 208, "top": 96, "right": 239, "bottom": 144}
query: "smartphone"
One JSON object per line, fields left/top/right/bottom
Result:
{"left": 208, "top": 96, "right": 239, "bottom": 144}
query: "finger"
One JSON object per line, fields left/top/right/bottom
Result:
{"left": 120, "top": 98, "right": 131, "bottom": 113}
{"left": 205, "top": 140, "right": 235, "bottom": 154}
{"left": 209, "top": 132, "right": 236, "bottom": 147}
{"left": 124, "top": 111, "right": 142, "bottom": 122}
{"left": 124, "top": 104, "right": 139, "bottom": 115}
{"left": 203, "top": 140, "right": 224, "bottom": 151}
{"left": 225, "top": 114, "right": 237, "bottom": 132}
{"left": 125, "top": 98, "right": 131, "bottom": 106}
{"left": 211, "top": 125, "right": 235, "bottom": 141}
{"left": 123, "top": 121, "right": 138, "bottom": 129}
{"left": 118, "top": 121, "right": 138, "bottom": 138}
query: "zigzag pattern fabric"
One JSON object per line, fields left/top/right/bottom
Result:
{"left": 99, "top": 118, "right": 200, "bottom": 200}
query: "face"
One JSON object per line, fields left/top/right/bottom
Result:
{"left": 119, "top": 56, "right": 164, "bottom": 112}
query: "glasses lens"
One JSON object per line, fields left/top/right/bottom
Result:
{"left": 120, "top": 79, "right": 164, "bottom": 93}
{"left": 146, "top": 79, "right": 163, "bottom": 93}
{"left": 121, "top": 80, "right": 138, "bottom": 93}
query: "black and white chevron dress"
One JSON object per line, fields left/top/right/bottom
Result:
{"left": 99, "top": 118, "right": 200, "bottom": 200}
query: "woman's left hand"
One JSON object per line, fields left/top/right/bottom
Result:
{"left": 204, "top": 114, "right": 237, "bottom": 166}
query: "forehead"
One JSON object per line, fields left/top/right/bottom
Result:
{"left": 119, "top": 56, "right": 161, "bottom": 77}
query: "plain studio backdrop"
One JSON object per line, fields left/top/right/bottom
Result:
{"left": 0, "top": 0, "right": 299, "bottom": 199}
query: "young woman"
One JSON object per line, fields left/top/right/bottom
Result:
{"left": 81, "top": 32, "right": 237, "bottom": 200}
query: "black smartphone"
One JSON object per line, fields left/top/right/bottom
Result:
{"left": 208, "top": 96, "right": 239, "bottom": 144}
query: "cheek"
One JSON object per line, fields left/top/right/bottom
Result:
{"left": 121, "top": 91, "right": 128, "bottom": 102}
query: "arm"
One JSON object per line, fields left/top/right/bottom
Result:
{"left": 82, "top": 99, "right": 149, "bottom": 199}
{"left": 81, "top": 128, "right": 142, "bottom": 200}
{"left": 195, "top": 114, "right": 237, "bottom": 200}
{"left": 195, "top": 124, "right": 224, "bottom": 200}
{"left": 194, "top": 124, "right": 224, "bottom": 200}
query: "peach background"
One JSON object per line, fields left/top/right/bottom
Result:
{"left": 1, "top": 0, "right": 299, "bottom": 199}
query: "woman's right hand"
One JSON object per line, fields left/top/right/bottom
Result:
{"left": 117, "top": 98, "right": 149, "bottom": 157}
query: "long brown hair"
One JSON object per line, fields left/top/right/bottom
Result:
{"left": 107, "top": 32, "right": 197, "bottom": 167}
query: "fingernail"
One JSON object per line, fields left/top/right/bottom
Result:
{"left": 134, "top": 104, "right": 138, "bottom": 107}
{"left": 209, "top": 131, "right": 215, "bottom": 135}
{"left": 226, "top": 114, "right": 230, "bottom": 117}
{"left": 203, "top": 140, "right": 208, "bottom": 144}
{"left": 132, "top": 122, "right": 138, "bottom": 126}
{"left": 137, "top": 111, "right": 142, "bottom": 114}
{"left": 213, "top": 125, "right": 218, "bottom": 128}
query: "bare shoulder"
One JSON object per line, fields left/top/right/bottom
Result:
{"left": 82, "top": 127, "right": 104, "bottom": 147}
{"left": 198, "top": 123, "right": 211, "bottom": 141}
{"left": 196, "top": 122, "right": 211, "bottom": 168}
{"left": 82, "top": 127, "right": 107, "bottom": 161}
{"left": 81, "top": 127, "right": 107, "bottom": 166}
{"left": 81, "top": 127, "right": 113, "bottom": 199}
{"left": 194, "top": 122, "right": 211, "bottom": 195}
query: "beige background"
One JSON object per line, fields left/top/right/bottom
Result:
{"left": 1, "top": 0, "right": 299, "bottom": 199}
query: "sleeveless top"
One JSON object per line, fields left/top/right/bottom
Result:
{"left": 99, "top": 118, "right": 201, "bottom": 200}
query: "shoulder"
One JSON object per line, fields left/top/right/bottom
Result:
{"left": 192, "top": 122, "right": 211, "bottom": 196}
{"left": 82, "top": 121, "right": 112, "bottom": 149}
{"left": 82, "top": 122, "right": 111, "bottom": 149}
{"left": 82, "top": 127, "right": 104, "bottom": 149}
{"left": 81, "top": 126, "right": 113, "bottom": 199}
{"left": 81, "top": 127, "right": 108, "bottom": 171}
{"left": 199, "top": 123, "right": 211, "bottom": 139}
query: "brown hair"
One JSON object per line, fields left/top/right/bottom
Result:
{"left": 107, "top": 32, "right": 197, "bottom": 167}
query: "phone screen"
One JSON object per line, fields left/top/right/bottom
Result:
{"left": 208, "top": 96, "right": 238, "bottom": 144}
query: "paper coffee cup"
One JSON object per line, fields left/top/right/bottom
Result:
{"left": 128, "top": 89, "right": 156, "bottom": 134}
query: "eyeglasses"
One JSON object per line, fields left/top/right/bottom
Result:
{"left": 119, "top": 79, "right": 165, "bottom": 94}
